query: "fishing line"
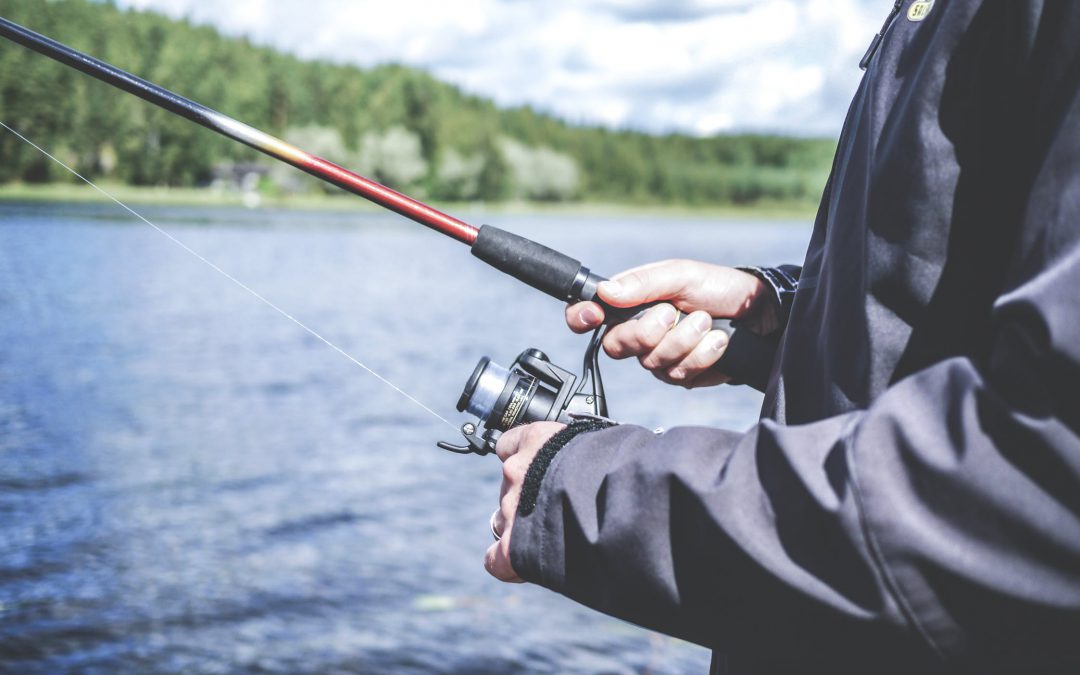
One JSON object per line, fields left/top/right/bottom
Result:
{"left": 1, "top": 120, "right": 455, "bottom": 430}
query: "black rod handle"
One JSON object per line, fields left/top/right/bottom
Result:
{"left": 470, "top": 225, "right": 586, "bottom": 301}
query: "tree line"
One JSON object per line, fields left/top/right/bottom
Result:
{"left": 0, "top": 0, "right": 836, "bottom": 206}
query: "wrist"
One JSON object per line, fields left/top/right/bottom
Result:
{"left": 733, "top": 269, "right": 782, "bottom": 335}
{"left": 734, "top": 265, "right": 800, "bottom": 335}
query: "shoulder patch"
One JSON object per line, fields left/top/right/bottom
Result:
{"left": 907, "top": 1, "right": 934, "bottom": 22}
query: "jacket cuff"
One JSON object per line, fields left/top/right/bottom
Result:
{"left": 518, "top": 417, "right": 616, "bottom": 516}
{"left": 737, "top": 264, "right": 801, "bottom": 329}
{"left": 509, "top": 420, "right": 619, "bottom": 585}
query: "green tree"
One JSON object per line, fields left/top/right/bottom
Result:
{"left": 0, "top": 0, "right": 835, "bottom": 206}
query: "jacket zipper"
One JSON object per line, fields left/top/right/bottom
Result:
{"left": 859, "top": 0, "right": 905, "bottom": 70}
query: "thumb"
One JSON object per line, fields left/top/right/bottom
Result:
{"left": 594, "top": 260, "right": 761, "bottom": 317}
{"left": 596, "top": 260, "right": 696, "bottom": 309}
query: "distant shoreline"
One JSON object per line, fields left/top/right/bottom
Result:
{"left": 0, "top": 182, "right": 819, "bottom": 221}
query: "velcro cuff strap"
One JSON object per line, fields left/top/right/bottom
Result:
{"left": 518, "top": 418, "right": 616, "bottom": 516}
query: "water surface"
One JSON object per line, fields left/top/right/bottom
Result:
{"left": 0, "top": 203, "right": 810, "bottom": 673}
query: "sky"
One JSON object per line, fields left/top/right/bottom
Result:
{"left": 115, "top": 0, "right": 888, "bottom": 137}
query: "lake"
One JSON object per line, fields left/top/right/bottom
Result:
{"left": 0, "top": 202, "right": 810, "bottom": 673}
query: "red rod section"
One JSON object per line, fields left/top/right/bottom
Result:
{"left": 303, "top": 156, "right": 478, "bottom": 245}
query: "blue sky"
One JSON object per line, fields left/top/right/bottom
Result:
{"left": 116, "top": 0, "right": 888, "bottom": 137}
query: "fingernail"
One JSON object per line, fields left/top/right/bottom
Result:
{"left": 692, "top": 312, "right": 711, "bottom": 333}
{"left": 654, "top": 304, "right": 678, "bottom": 328}
{"left": 599, "top": 280, "right": 622, "bottom": 299}
{"left": 579, "top": 306, "right": 602, "bottom": 325}
{"left": 710, "top": 330, "right": 729, "bottom": 351}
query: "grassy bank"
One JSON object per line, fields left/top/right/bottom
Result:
{"left": 0, "top": 182, "right": 820, "bottom": 221}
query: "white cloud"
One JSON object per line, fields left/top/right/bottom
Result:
{"left": 116, "top": 0, "right": 886, "bottom": 136}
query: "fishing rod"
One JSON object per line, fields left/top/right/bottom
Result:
{"left": 0, "top": 16, "right": 776, "bottom": 455}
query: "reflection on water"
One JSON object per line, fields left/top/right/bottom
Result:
{"left": 0, "top": 203, "right": 809, "bottom": 673}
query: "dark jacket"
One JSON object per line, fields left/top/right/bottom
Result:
{"left": 509, "top": 2, "right": 1080, "bottom": 672}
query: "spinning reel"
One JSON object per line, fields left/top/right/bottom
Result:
{"left": 437, "top": 328, "right": 608, "bottom": 456}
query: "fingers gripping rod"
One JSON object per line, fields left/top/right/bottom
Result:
{"left": 470, "top": 227, "right": 778, "bottom": 389}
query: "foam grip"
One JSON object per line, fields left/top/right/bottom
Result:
{"left": 471, "top": 225, "right": 583, "bottom": 302}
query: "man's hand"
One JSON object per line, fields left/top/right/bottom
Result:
{"left": 484, "top": 421, "right": 565, "bottom": 583}
{"left": 566, "top": 260, "right": 772, "bottom": 388}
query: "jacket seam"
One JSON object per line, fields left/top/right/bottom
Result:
{"left": 845, "top": 420, "right": 946, "bottom": 661}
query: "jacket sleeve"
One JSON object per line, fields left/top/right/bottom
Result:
{"left": 510, "top": 259, "right": 1080, "bottom": 671}
{"left": 509, "top": 29, "right": 1080, "bottom": 675}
